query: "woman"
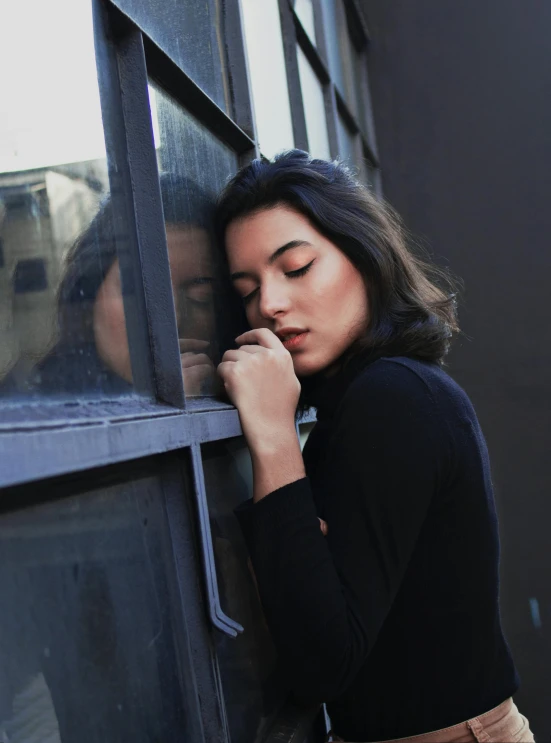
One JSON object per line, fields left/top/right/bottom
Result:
{"left": 215, "top": 150, "right": 533, "bottom": 743}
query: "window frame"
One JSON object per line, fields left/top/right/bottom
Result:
{"left": 287, "top": 0, "right": 382, "bottom": 194}
{"left": 0, "top": 0, "right": 376, "bottom": 739}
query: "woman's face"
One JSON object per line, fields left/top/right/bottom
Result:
{"left": 93, "top": 224, "right": 216, "bottom": 384}
{"left": 225, "top": 204, "right": 369, "bottom": 377}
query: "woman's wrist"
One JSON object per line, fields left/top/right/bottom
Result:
{"left": 249, "top": 427, "right": 305, "bottom": 502}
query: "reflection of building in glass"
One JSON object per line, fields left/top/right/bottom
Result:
{"left": 0, "top": 160, "right": 107, "bottom": 383}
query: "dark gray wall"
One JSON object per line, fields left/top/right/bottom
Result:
{"left": 362, "top": 0, "right": 551, "bottom": 737}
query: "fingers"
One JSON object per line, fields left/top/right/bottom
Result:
{"left": 222, "top": 346, "right": 265, "bottom": 363}
{"left": 183, "top": 363, "right": 215, "bottom": 396}
{"left": 180, "top": 352, "right": 213, "bottom": 369}
{"left": 183, "top": 364, "right": 213, "bottom": 381}
{"left": 318, "top": 518, "right": 328, "bottom": 536}
{"left": 179, "top": 338, "right": 210, "bottom": 353}
{"left": 235, "top": 328, "right": 282, "bottom": 350}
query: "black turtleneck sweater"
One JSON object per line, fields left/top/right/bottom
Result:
{"left": 235, "top": 355, "right": 519, "bottom": 741}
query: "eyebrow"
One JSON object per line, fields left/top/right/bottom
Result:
{"left": 230, "top": 240, "right": 312, "bottom": 282}
{"left": 183, "top": 276, "right": 215, "bottom": 286}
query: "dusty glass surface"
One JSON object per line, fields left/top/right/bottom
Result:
{"left": 336, "top": 114, "right": 357, "bottom": 168}
{"left": 321, "top": 0, "right": 346, "bottom": 97}
{"left": 336, "top": 116, "right": 377, "bottom": 190}
{"left": 148, "top": 82, "right": 241, "bottom": 399}
{"left": 322, "top": 0, "right": 369, "bottom": 132}
{"left": 297, "top": 47, "right": 331, "bottom": 160}
{"left": 0, "top": 473, "right": 194, "bottom": 742}
{"left": 111, "top": 0, "right": 230, "bottom": 114}
{"left": 0, "top": 0, "right": 140, "bottom": 401}
{"left": 240, "top": 0, "right": 295, "bottom": 159}
{"left": 337, "top": 2, "right": 361, "bottom": 120}
{"left": 201, "top": 438, "right": 286, "bottom": 743}
{"left": 365, "top": 160, "right": 381, "bottom": 194}
{"left": 294, "top": 0, "right": 317, "bottom": 46}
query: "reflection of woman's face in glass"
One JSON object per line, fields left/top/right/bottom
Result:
{"left": 93, "top": 224, "right": 216, "bottom": 391}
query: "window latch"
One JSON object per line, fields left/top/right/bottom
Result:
{"left": 190, "top": 443, "right": 244, "bottom": 638}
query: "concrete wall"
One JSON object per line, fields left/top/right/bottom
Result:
{"left": 362, "top": 1, "right": 551, "bottom": 737}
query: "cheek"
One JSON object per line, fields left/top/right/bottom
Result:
{"left": 93, "top": 284, "right": 131, "bottom": 376}
{"left": 94, "top": 293, "right": 127, "bottom": 343}
{"left": 307, "top": 260, "right": 368, "bottom": 344}
{"left": 313, "top": 259, "right": 364, "bottom": 311}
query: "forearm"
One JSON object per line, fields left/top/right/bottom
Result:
{"left": 234, "top": 477, "right": 369, "bottom": 702}
{"left": 249, "top": 426, "right": 305, "bottom": 502}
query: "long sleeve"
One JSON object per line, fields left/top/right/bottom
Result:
{"left": 235, "top": 361, "right": 452, "bottom": 703}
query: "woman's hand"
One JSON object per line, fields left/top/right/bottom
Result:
{"left": 179, "top": 338, "right": 216, "bottom": 396}
{"left": 218, "top": 329, "right": 305, "bottom": 501}
{"left": 217, "top": 328, "right": 301, "bottom": 449}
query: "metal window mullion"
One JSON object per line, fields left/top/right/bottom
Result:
{"left": 278, "top": 0, "right": 309, "bottom": 151}
{"left": 326, "top": 83, "right": 341, "bottom": 160}
{"left": 143, "top": 34, "right": 255, "bottom": 156}
{"left": 335, "top": 87, "right": 359, "bottom": 134}
{"left": 222, "top": 0, "right": 260, "bottom": 157}
{"left": 311, "top": 0, "right": 331, "bottom": 71}
{"left": 162, "top": 456, "right": 231, "bottom": 743}
{"left": 345, "top": 0, "right": 371, "bottom": 48}
{"left": 0, "top": 405, "right": 245, "bottom": 490}
{"left": 293, "top": 9, "right": 331, "bottom": 85}
{"left": 95, "top": 0, "right": 186, "bottom": 409}
{"left": 93, "top": 0, "right": 156, "bottom": 398}
{"left": 358, "top": 58, "right": 380, "bottom": 163}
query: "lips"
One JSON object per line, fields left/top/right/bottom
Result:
{"left": 279, "top": 331, "right": 309, "bottom": 351}
{"left": 275, "top": 327, "right": 308, "bottom": 342}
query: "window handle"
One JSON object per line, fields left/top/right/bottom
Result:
{"left": 190, "top": 443, "right": 244, "bottom": 638}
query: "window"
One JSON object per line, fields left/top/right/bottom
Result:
{"left": 294, "top": 0, "right": 317, "bottom": 46}
{"left": 147, "top": 81, "right": 240, "bottom": 399}
{"left": 202, "top": 439, "right": 285, "bottom": 742}
{"left": 111, "top": 0, "right": 230, "bottom": 113}
{"left": 297, "top": 0, "right": 381, "bottom": 189}
{"left": 240, "top": 0, "right": 295, "bottom": 159}
{"left": 0, "top": 0, "right": 130, "bottom": 401}
{"left": 0, "top": 460, "right": 201, "bottom": 742}
{"left": 0, "top": 0, "right": 380, "bottom": 741}
{"left": 297, "top": 47, "right": 331, "bottom": 160}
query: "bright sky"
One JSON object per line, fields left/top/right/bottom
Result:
{"left": 0, "top": 0, "right": 107, "bottom": 172}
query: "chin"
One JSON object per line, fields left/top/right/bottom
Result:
{"left": 292, "top": 354, "right": 330, "bottom": 378}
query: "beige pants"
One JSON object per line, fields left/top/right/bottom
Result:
{"left": 328, "top": 697, "right": 535, "bottom": 743}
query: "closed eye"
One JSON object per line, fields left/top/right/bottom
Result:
{"left": 285, "top": 259, "right": 315, "bottom": 279}
{"left": 242, "top": 260, "right": 315, "bottom": 305}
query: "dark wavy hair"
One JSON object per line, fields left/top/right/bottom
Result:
{"left": 215, "top": 150, "right": 459, "bottom": 376}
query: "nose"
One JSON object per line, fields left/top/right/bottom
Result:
{"left": 258, "top": 277, "right": 291, "bottom": 320}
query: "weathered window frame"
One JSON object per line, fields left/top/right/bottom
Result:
{"left": 0, "top": 1, "right": 378, "bottom": 740}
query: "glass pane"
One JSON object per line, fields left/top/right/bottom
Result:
{"left": 336, "top": 114, "right": 356, "bottom": 168}
{"left": 352, "top": 51, "right": 370, "bottom": 136}
{"left": 322, "top": 0, "right": 369, "bottom": 133}
{"left": 294, "top": 0, "right": 317, "bottom": 46}
{"left": 0, "top": 472, "right": 197, "bottom": 742}
{"left": 337, "top": 2, "right": 360, "bottom": 119}
{"left": 202, "top": 439, "right": 286, "bottom": 743}
{"left": 0, "top": 0, "right": 145, "bottom": 403}
{"left": 297, "top": 47, "right": 331, "bottom": 160}
{"left": 240, "top": 0, "right": 295, "bottom": 159}
{"left": 321, "top": 0, "right": 345, "bottom": 95}
{"left": 111, "top": 0, "right": 229, "bottom": 114}
{"left": 365, "top": 161, "right": 382, "bottom": 194}
{"left": 148, "top": 82, "right": 242, "bottom": 400}
{"left": 362, "top": 66, "right": 378, "bottom": 153}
